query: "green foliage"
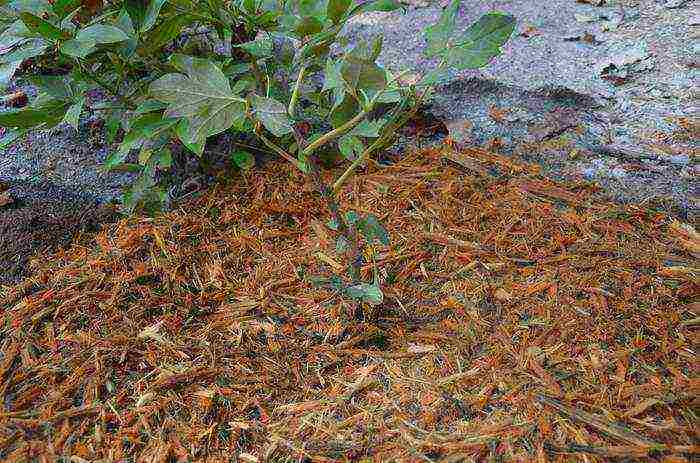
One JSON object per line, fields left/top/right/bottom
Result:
{"left": 0, "top": 0, "right": 515, "bottom": 316}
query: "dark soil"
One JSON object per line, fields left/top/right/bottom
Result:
{"left": 0, "top": 182, "right": 117, "bottom": 286}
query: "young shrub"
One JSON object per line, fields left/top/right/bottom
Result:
{"left": 0, "top": 0, "right": 515, "bottom": 316}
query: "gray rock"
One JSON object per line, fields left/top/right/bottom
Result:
{"left": 344, "top": 0, "right": 696, "bottom": 219}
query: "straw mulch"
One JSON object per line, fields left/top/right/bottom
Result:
{"left": 0, "top": 146, "right": 698, "bottom": 462}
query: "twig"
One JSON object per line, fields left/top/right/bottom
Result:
{"left": 536, "top": 394, "right": 657, "bottom": 447}
{"left": 288, "top": 65, "right": 306, "bottom": 118}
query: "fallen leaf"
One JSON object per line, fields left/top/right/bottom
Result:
{"left": 664, "top": 0, "right": 687, "bottom": 8}
{"left": 519, "top": 24, "right": 542, "bottom": 38}
{"left": 0, "top": 191, "right": 13, "bottom": 207}
{"left": 574, "top": 13, "right": 599, "bottom": 23}
{"left": 136, "top": 392, "right": 155, "bottom": 407}
{"left": 407, "top": 343, "right": 437, "bottom": 354}
{"left": 668, "top": 221, "right": 700, "bottom": 258}
{"left": 441, "top": 152, "right": 491, "bottom": 177}
{"left": 536, "top": 394, "right": 658, "bottom": 446}
{"left": 623, "top": 398, "right": 660, "bottom": 418}
{"left": 489, "top": 106, "right": 507, "bottom": 123}
{"left": 494, "top": 288, "right": 512, "bottom": 301}
{"left": 2, "top": 91, "right": 28, "bottom": 108}
{"left": 444, "top": 119, "right": 473, "bottom": 144}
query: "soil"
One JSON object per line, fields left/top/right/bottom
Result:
{"left": 0, "top": 181, "right": 117, "bottom": 285}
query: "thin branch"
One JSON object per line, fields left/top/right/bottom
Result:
{"left": 78, "top": 62, "right": 135, "bottom": 110}
{"left": 306, "top": 155, "right": 363, "bottom": 288}
{"left": 288, "top": 65, "right": 306, "bottom": 118}
{"left": 332, "top": 89, "right": 427, "bottom": 194}
{"left": 301, "top": 109, "right": 370, "bottom": 157}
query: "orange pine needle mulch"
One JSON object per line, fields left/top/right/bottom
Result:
{"left": 0, "top": 146, "right": 697, "bottom": 462}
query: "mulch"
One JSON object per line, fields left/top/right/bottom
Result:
{"left": 0, "top": 145, "right": 697, "bottom": 462}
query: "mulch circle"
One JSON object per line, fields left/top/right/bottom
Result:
{"left": 0, "top": 146, "right": 697, "bottom": 461}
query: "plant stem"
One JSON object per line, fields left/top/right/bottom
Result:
{"left": 288, "top": 65, "right": 306, "bottom": 118}
{"left": 300, "top": 74, "right": 413, "bottom": 158}
{"left": 79, "top": 63, "right": 135, "bottom": 110}
{"left": 332, "top": 139, "right": 381, "bottom": 195}
{"left": 306, "top": 155, "right": 363, "bottom": 293}
{"left": 331, "top": 88, "right": 429, "bottom": 194}
{"left": 256, "top": 129, "right": 302, "bottom": 168}
{"left": 301, "top": 109, "right": 369, "bottom": 157}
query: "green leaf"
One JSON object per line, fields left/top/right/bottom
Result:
{"left": 231, "top": 150, "right": 254, "bottom": 170}
{"left": 141, "top": 0, "right": 168, "bottom": 33}
{"left": 0, "top": 38, "right": 48, "bottom": 64}
{"left": 175, "top": 119, "right": 205, "bottom": 156}
{"left": 271, "top": 33, "right": 295, "bottom": 65}
{"left": 134, "top": 99, "right": 167, "bottom": 115}
{"left": 138, "top": 146, "right": 154, "bottom": 165}
{"left": 103, "top": 148, "right": 130, "bottom": 171}
{"left": 344, "top": 210, "right": 359, "bottom": 225}
{"left": 142, "top": 14, "right": 194, "bottom": 52}
{"left": 105, "top": 114, "right": 121, "bottom": 144}
{"left": 59, "top": 38, "right": 96, "bottom": 58}
{"left": 330, "top": 94, "right": 358, "bottom": 128}
{"left": 298, "top": 0, "right": 326, "bottom": 17}
{"left": 298, "top": 27, "right": 338, "bottom": 60}
{"left": 243, "top": 0, "right": 257, "bottom": 13}
{"left": 297, "top": 152, "right": 310, "bottom": 173}
{"left": 349, "top": 0, "right": 403, "bottom": 17}
{"left": 370, "top": 34, "right": 383, "bottom": 61}
{"left": 52, "top": 0, "right": 82, "bottom": 19}
{"left": 149, "top": 55, "right": 246, "bottom": 143}
{"left": 115, "top": 8, "right": 137, "bottom": 57}
{"left": 30, "top": 75, "right": 71, "bottom": 100}
{"left": 19, "top": 12, "right": 68, "bottom": 40}
{"left": 322, "top": 58, "right": 344, "bottom": 92}
{"left": 341, "top": 41, "right": 387, "bottom": 96}
{"left": 0, "top": 21, "right": 31, "bottom": 52}
{"left": 336, "top": 235, "right": 349, "bottom": 253}
{"left": 424, "top": 0, "right": 459, "bottom": 58}
{"left": 77, "top": 24, "right": 130, "bottom": 44}
{"left": 251, "top": 95, "right": 293, "bottom": 137}
{"left": 0, "top": 61, "right": 22, "bottom": 90}
{"left": 349, "top": 118, "right": 384, "bottom": 138}
{"left": 444, "top": 12, "right": 516, "bottom": 70}
{"left": 327, "top": 0, "right": 351, "bottom": 24}
{"left": 375, "top": 88, "right": 401, "bottom": 103}
{"left": 104, "top": 113, "right": 175, "bottom": 170}
{"left": 346, "top": 282, "right": 383, "bottom": 305}
{"left": 119, "top": 171, "right": 160, "bottom": 214}
{"left": 358, "top": 214, "right": 389, "bottom": 245}
{"left": 5, "top": 0, "right": 52, "bottom": 15}
{"left": 326, "top": 217, "right": 339, "bottom": 230}
{"left": 418, "top": 67, "right": 448, "bottom": 86}
{"left": 234, "top": 37, "right": 273, "bottom": 58}
{"left": 295, "top": 15, "right": 323, "bottom": 36}
{"left": 338, "top": 134, "right": 362, "bottom": 160}
{"left": 132, "top": 115, "right": 177, "bottom": 138}
{"left": 0, "top": 128, "right": 25, "bottom": 151}
{"left": 154, "top": 146, "right": 172, "bottom": 169}
{"left": 0, "top": 100, "right": 69, "bottom": 128}
{"left": 62, "top": 97, "right": 84, "bottom": 129}
{"left": 125, "top": 0, "right": 147, "bottom": 29}
{"left": 222, "top": 62, "right": 251, "bottom": 77}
